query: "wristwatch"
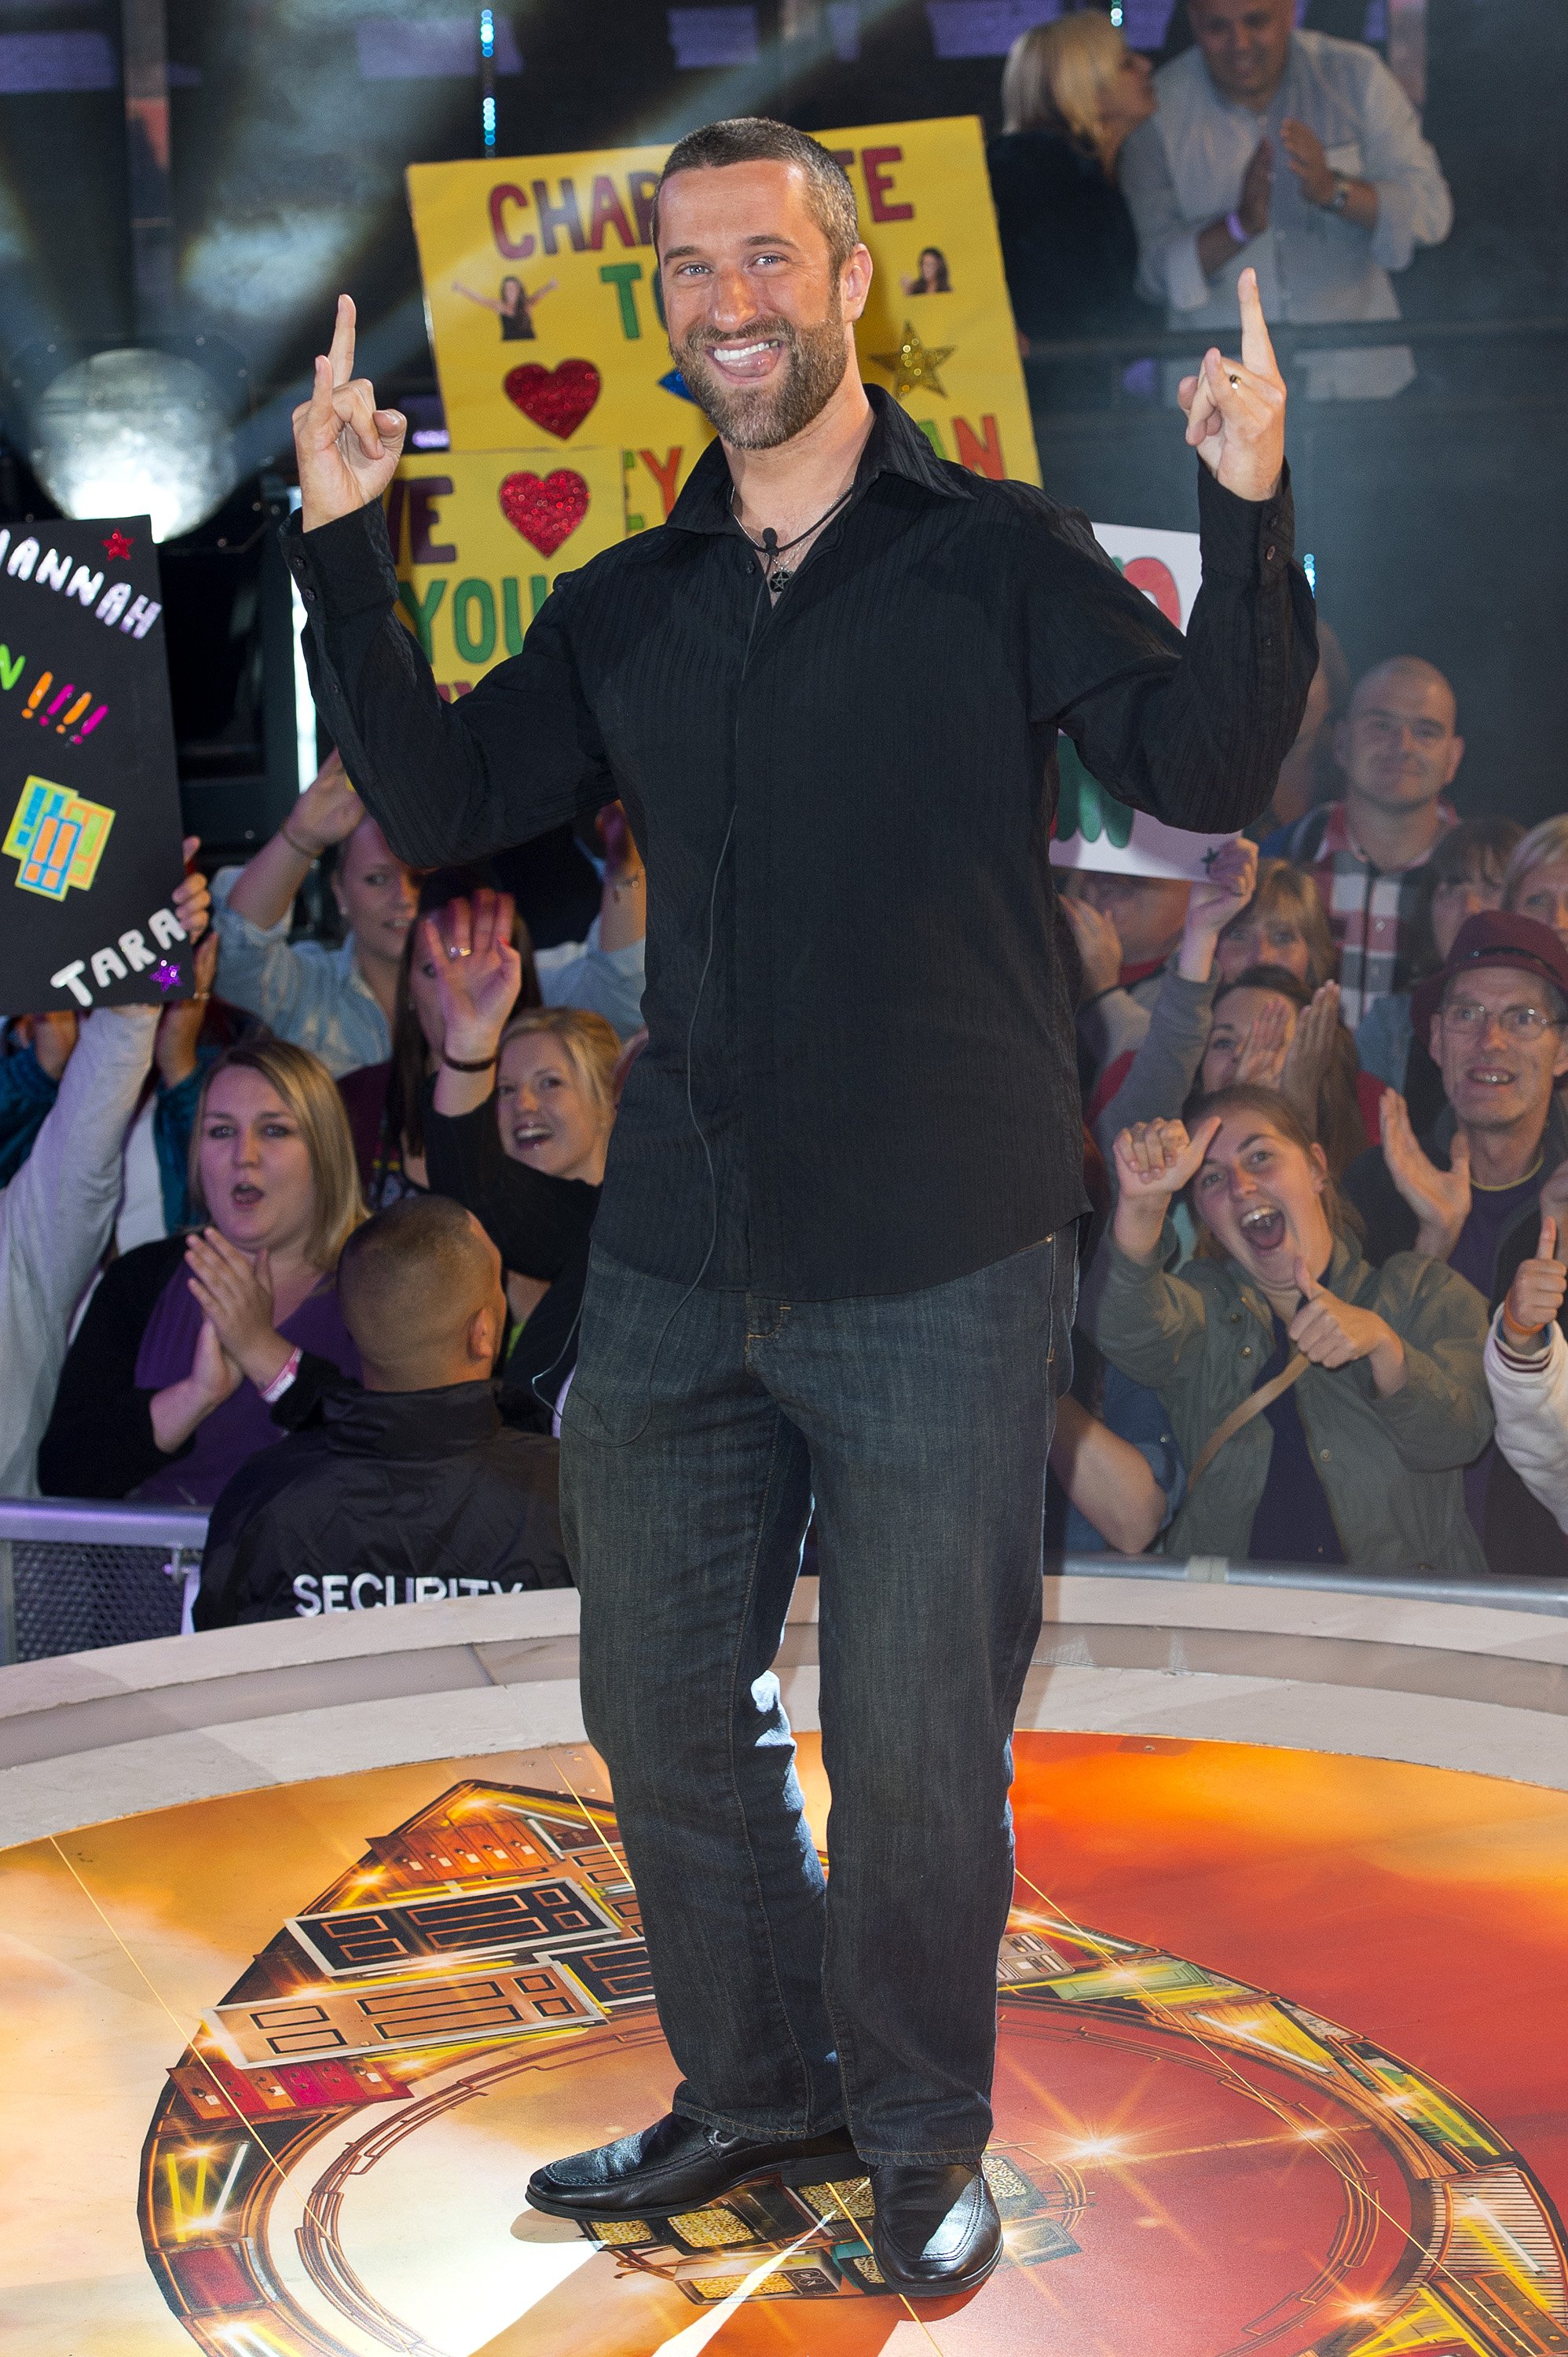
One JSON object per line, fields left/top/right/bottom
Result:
{"left": 1328, "top": 175, "right": 1352, "bottom": 214}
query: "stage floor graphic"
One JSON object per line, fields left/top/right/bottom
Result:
{"left": 5, "top": 1732, "right": 1568, "bottom": 2355}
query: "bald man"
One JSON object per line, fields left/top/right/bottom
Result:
{"left": 194, "top": 1196, "right": 570, "bottom": 1626}
{"left": 1262, "top": 654, "right": 1464, "bottom": 1023}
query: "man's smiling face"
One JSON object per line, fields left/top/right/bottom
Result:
{"left": 657, "top": 159, "right": 870, "bottom": 449}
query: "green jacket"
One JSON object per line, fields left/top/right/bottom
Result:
{"left": 1090, "top": 1233, "right": 1493, "bottom": 1573}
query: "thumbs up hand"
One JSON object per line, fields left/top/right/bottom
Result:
{"left": 1500, "top": 1213, "right": 1567, "bottom": 1351}
{"left": 1288, "top": 1254, "right": 1409, "bottom": 1397}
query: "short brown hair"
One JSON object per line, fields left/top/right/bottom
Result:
{"left": 652, "top": 116, "right": 859, "bottom": 273}
{"left": 1183, "top": 1082, "right": 1364, "bottom": 1245}
{"left": 1221, "top": 857, "right": 1338, "bottom": 990}
{"left": 189, "top": 1039, "right": 367, "bottom": 1268}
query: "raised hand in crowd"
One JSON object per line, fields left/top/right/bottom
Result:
{"left": 293, "top": 293, "right": 407, "bottom": 531}
{"left": 182, "top": 1226, "right": 296, "bottom": 1393}
{"left": 1176, "top": 837, "right": 1258, "bottom": 981}
{"left": 1288, "top": 1255, "right": 1409, "bottom": 1395}
{"left": 1178, "top": 267, "right": 1287, "bottom": 500}
{"left": 1279, "top": 980, "right": 1343, "bottom": 1127}
{"left": 28, "top": 1010, "right": 79, "bottom": 1079}
{"left": 154, "top": 929, "right": 218, "bottom": 1089}
{"left": 595, "top": 801, "right": 647, "bottom": 954}
{"left": 1501, "top": 1213, "right": 1568, "bottom": 1350}
{"left": 1111, "top": 1114, "right": 1223, "bottom": 1261}
{"left": 148, "top": 1312, "right": 244, "bottom": 1454}
{"left": 1278, "top": 118, "right": 1376, "bottom": 229}
{"left": 1379, "top": 1087, "right": 1471, "bottom": 1261}
{"left": 1197, "top": 139, "right": 1274, "bottom": 280}
{"left": 1537, "top": 1153, "right": 1568, "bottom": 1234}
{"left": 1229, "top": 992, "right": 1291, "bottom": 1087}
{"left": 429, "top": 890, "right": 523, "bottom": 1117}
{"left": 1062, "top": 889, "right": 1123, "bottom": 1001}
{"left": 281, "top": 749, "right": 364, "bottom": 859}
{"left": 173, "top": 836, "right": 212, "bottom": 942}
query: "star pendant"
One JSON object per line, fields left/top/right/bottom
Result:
{"left": 870, "top": 320, "right": 956, "bottom": 401}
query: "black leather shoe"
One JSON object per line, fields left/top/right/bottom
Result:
{"left": 526, "top": 2110, "right": 862, "bottom": 2221}
{"left": 869, "top": 2162, "right": 1002, "bottom": 2296}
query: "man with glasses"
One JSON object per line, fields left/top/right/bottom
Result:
{"left": 1343, "top": 911, "right": 1568, "bottom": 1575}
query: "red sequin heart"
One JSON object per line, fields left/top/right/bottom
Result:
{"left": 502, "top": 357, "right": 601, "bottom": 441}
{"left": 498, "top": 469, "right": 591, "bottom": 558}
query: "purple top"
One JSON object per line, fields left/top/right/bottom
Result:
{"left": 132, "top": 1265, "right": 361, "bottom": 1506}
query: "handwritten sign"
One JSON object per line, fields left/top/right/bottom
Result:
{"left": 0, "top": 514, "right": 190, "bottom": 1016}
{"left": 405, "top": 116, "right": 1039, "bottom": 524}
{"left": 387, "top": 445, "right": 626, "bottom": 695}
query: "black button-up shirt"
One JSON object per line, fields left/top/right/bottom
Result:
{"left": 289, "top": 387, "right": 1314, "bottom": 1300}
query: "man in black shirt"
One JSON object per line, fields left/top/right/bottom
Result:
{"left": 288, "top": 117, "right": 1313, "bottom": 2292}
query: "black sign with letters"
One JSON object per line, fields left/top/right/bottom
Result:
{"left": 0, "top": 512, "right": 191, "bottom": 1017}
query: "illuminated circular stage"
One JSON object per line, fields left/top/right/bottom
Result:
{"left": 3, "top": 1577, "right": 1567, "bottom": 2355}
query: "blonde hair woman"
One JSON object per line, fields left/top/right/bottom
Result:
{"left": 40, "top": 1039, "right": 367, "bottom": 1505}
{"left": 423, "top": 889, "right": 624, "bottom": 1430}
{"left": 1504, "top": 816, "right": 1568, "bottom": 948}
{"left": 1001, "top": 12, "right": 1155, "bottom": 166}
{"left": 988, "top": 13, "right": 1158, "bottom": 380}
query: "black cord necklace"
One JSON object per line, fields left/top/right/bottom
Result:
{"left": 729, "top": 481, "right": 855, "bottom": 590}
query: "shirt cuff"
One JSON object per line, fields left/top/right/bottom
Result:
{"left": 1369, "top": 181, "right": 1417, "bottom": 273}
{"left": 211, "top": 865, "right": 291, "bottom": 944}
{"left": 1489, "top": 1303, "right": 1555, "bottom": 1373}
{"left": 283, "top": 502, "right": 400, "bottom": 623}
{"left": 1163, "top": 231, "right": 1212, "bottom": 316}
{"left": 1195, "top": 460, "right": 1295, "bottom": 581}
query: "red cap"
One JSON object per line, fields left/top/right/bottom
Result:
{"left": 1410, "top": 909, "right": 1568, "bottom": 1039}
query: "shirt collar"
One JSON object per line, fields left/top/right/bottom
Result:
{"left": 324, "top": 1379, "right": 504, "bottom": 1455}
{"left": 1321, "top": 800, "right": 1459, "bottom": 873}
{"left": 667, "top": 383, "right": 973, "bottom": 537}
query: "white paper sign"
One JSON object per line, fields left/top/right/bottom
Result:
{"left": 1050, "top": 521, "right": 1241, "bottom": 883}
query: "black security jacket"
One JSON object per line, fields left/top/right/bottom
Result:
{"left": 192, "top": 1381, "right": 571, "bottom": 1627}
{"left": 290, "top": 388, "right": 1315, "bottom": 1299}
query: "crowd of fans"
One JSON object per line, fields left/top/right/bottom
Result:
{"left": 986, "top": 0, "right": 1452, "bottom": 403}
{"left": 2, "top": 768, "right": 646, "bottom": 1622}
{"left": 9, "top": 629, "right": 1568, "bottom": 1613}
{"left": 5, "top": 3, "right": 1554, "bottom": 1621}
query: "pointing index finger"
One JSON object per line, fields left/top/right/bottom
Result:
{"left": 327, "top": 292, "right": 357, "bottom": 389}
{"left": 1236, "top": 268, "right": 1278, "bottom": 382}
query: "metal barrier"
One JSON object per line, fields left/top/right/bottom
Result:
{"left": 1049, "top": 1553, "right": 1568, "bottom": 1618}
{"left": 0, "top": 1499, "right": 208, "bottom": 1665}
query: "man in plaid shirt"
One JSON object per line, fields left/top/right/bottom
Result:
{"left": 1260, "top": 655, "right": 1462, "bottom": 1025}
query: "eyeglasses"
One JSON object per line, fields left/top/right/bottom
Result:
{"left": 1441, "top": 999, "right": 1562, "bottom": 1038}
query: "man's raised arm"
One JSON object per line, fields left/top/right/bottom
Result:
{"left": 1031, "top": 269, "right": 1317, "bottom": 840}
{"left": 287, "top": 295, "right": 614, "bottom": 870}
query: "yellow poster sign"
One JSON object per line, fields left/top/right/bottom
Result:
{"left": 386, "top": 445, "right": 625, "bottom": 696}
{"left": 405, "top": 115, "right": 1038, "bottom": 534}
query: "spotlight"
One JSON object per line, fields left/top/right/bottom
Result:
{"left": 28, "top": 348, "right": 239, "bottom": 541}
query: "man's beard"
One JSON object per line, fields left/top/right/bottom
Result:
{"left": 674, "top": 299, "right": 850, "bottom": 450}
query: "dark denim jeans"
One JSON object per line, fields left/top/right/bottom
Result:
{"left": 559, "top": 1233, "right": 1073, "bottom": 2165}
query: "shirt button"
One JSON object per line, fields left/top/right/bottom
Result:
{"left": 302, "top": 586, "right": 317, "bottom": 603}
{"left": 1318, "top": 1448, "right": 1331, "bottom": 1462}
{"left": 1265, "top": 544, "right": 1276, "bottom": 562}
{"left": 1241, "top": 1345, "right": 1251, "bottom": 1357}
